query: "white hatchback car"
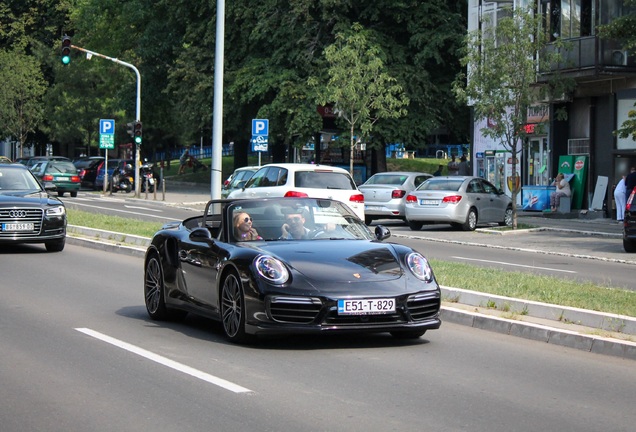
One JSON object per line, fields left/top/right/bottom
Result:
{"left": 227, "top": 163, "right": 365, "bottom": 220}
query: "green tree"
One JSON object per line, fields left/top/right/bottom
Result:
{"left": 453, "top": 5, "right": 571, "bottom": 228}
{"left": 0, "top": 50, "right": 47, "bottom": 157}
{"left": 312, "top": 22, "right": 409, "bottom": 174}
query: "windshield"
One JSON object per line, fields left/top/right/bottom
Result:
{"left": 0, "top": 166, "right": 43, "bottom": 192}
{"left": 363, "top": 174, "right": 408, "bottom": 186}
{"left": 417, "top": 178, "right": 464, "bottom": 191}
{"left": 226, "top": 198, "right": 373, "bottom": 242}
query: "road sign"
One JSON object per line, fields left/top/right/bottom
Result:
{"left": 99, "top": 134, "right": 115, "bottom": 149}
{"left": 100, "top": 119, "right": 115, "bottom": 135}
{"left": 252, "top": 119, "right": 269, "bottom": 136}
{"left": 251, "top": 135, "right": 268, "bottom": 152}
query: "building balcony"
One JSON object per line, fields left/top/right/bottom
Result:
{"left": 539, "top": 36, "right": 636, "bottom": 82}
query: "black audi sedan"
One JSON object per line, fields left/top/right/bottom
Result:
{"left": 144, "top": 197, "right": 441, "bottom": 343}
{"left": 0, "top": 163, "right": 66, "bottom": 252}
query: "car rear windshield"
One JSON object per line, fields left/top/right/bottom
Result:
{"left": 295, "top": 171, "right": 356, "bottom": 190}
{"left": 46, "top": 161, "right": 79, "bottom": 174}
{"left": 417, "top": 178, "right": 463, "bottom": 191}
{"left": 365, "top": 174, "right": 407, "bottom": 185}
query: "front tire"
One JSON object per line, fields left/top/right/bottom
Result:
{"left": 365, "top": 216, "right": 374, "bottom": 225}
{"left": 220, "top": 273, "right": 250, "bottom": 343}
{"left": 45, "top": 238, "right": 65, "bottom": 252}
{"left": 624, "top": 238, "right": 636, "bottom": 253}
{"left": 461, "top": 208, "right": 478, "bottom": 231}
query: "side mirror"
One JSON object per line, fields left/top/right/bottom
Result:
{"left": 374, "top": 225, "right": 391, "bottom": 241}
{"left": 236, "top": 180, "right": 247, "bottom": 189}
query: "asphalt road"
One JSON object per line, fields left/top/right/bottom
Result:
{"left": 1, "top": 243, "right": 635, "bottom": 431}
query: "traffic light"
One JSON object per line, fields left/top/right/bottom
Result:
{"left": 133, "top": 121, "right": 142, "bottom": 145}
{"left": 61, "top": 35, "right": 71, "bottom": 65}
{"left": 126, "top": 122, "right": 135, "bottom": 138}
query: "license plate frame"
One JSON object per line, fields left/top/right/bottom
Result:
{"left": 337, "top": 298, "right": 396, "bottom": 315}
{"left": 420, "top": 199, "right": 438, "bottom": 206}
{"left": 2, "top": 222, "right": 34, "bottom": 232}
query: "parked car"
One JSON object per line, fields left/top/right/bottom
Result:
{"left": 221, "top": 165, "right": 259, "bottom": 198}
{"left": 94, "top": 159, "right": 134, "bottom": 191}
{"left": 30, "top": 160, "right": 81, "bottom": 197}
{"left": 359, "top": 171, "right": 432, "bottom": 225}
{"left": 25, "top": 155, "right": 70, "bottom": 169}
{"left": 404, "top": 176, "right": 513, "bottom": 231}
{"left": 227, "top": 163, "right": 365, "bottom": 220}
{"left": 143, "top": 197, "right": 441, "bottom": 342}
{"left": 73, "top": 156, "right": 104, "bottom": 188}
{"left": 624, "top": 186, "right": 636, "bottom": 252}
{"left": 0, "top": 156, "right": 13, "bottom": 163}
{"left": 0, "top": 163, "right": 66, "bottom": 251}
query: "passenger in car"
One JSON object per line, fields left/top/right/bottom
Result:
{"left": 233, "top": 212, "right": 262, "bottom": 241}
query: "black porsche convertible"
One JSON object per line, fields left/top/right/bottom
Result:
{"left": 143, "top": 197, "right": 441, "bottom": 343}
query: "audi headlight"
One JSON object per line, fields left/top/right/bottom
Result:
{"left": 46, "top": 206, "right": 66, "bottom": 217}
{"left": 406, "top": 252, "right": 433, "bottom": 282}
{"left": 255, "top": 255, "right": 289, "bottom": 284}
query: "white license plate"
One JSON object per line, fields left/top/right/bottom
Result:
{"left": 338, "top": 298, "right": 395, "bottom": 315}
{"left": 2, "top": 223, "right": 34, "bottom": 232}
{"left": 420, "top": 199, "right": 438, "bottom": 206}
{"left": 365, "top": 205, "right": 382, "bottom": 211}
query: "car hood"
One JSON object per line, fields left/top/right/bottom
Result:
{"left": 259, "top": 241, "right": 403, "bottom": 284}
{"left": 0, "top": 191, "right": 61, "bottom": 206}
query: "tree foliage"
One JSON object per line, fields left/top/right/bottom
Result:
{"left": 0, "top": 0, "right": 470, "bottom": 168}
{"left": 453, "top": 5, "right": 572, "bottom": 228}
{"left": 312, "top": 23, "right": 409, "bottom": 174}
{"left": 0, "top": 50, "right": 47, "bottom": 157}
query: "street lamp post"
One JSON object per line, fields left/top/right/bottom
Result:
{"left": 70, "top": 44, "right": 143, "bottom": 197}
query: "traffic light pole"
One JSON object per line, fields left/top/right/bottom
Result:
{"left": 71, "top": 44, "right": 142, "bottom": 197}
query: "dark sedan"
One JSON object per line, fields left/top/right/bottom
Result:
{"left": 144, "top": 197, "right": 441, "bottom": 343}
{"left": 0, "top": 163, "right": 66, "bottom": 252}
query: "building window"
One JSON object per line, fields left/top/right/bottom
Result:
{"left": 542, "top": 0, "right": 593, "bottom": 41}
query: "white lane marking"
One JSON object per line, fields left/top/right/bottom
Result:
{"left": 69, "top": 202, "right": 171, "bottom": 220}
{"left": 75, "top": 328, "right": 252, "bottom": 394}
{"left": 452, "top": 256, "right": 577, "bottom": 274}
{"left": 124, "top": 205, "right": 162, "bottom": 212}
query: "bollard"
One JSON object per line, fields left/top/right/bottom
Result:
{"left": 162, "top": 178, "right": 166, "bottom": 201}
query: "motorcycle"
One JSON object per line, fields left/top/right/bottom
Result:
{"left": 111, "top": 164, "right": 134, "bottom": 193}
{"left": 140, "top": 162, "right": 155, "bottom": 193}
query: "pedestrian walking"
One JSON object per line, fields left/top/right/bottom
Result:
{"left": 458, "top": 155, "right": 471, "bottom": 176}
{"left": 625, "top": 167, "right": 636, "bottom": 202}
{"left": 178, "top": 148, "right": 189, "bottom": 175}
{"left": 447, "top": 156, "right": 459, "bottom": 176}
{"left": 615, "top": 174, "right": 627, "bottom": 222}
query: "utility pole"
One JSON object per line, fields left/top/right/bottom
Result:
{"left": 69, "top": 44, "right": 143, "bottom": 197}
{"left": 211, "top": 0, "right": 225, "bottom": 200}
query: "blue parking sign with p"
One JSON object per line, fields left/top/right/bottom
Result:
{"left": 252, "top": 119, "right": 268, "bottom": 136}
{"left": 100, "top": 119, "right": 115, "bottom": 135}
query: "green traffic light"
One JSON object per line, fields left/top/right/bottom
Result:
{"left": 134, "top": 136, "right": 142, "bottom": 144}
{"left": 62, "top": 56, "right": 71, "bottom": 65}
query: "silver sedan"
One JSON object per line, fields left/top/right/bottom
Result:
{"left": 404, "top": 176, "right": 513, "bottom": 231}
{"left": 359, "top": 171, "right": 432, "bottom": 225}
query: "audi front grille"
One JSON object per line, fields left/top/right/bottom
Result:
{"left": 0, "top": 208, "right": 43, "bottom": 238}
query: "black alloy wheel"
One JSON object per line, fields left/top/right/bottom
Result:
{"left": 221, "top": 273, "right": 249, "bottom": 343}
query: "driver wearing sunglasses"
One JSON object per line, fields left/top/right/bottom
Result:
{"left": 280, "top": 211, "right": 310, "bottom": 240}
{"left": 233, "top": 212, "right": 262, "bottom": 241}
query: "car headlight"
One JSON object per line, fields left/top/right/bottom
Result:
{"left": 255, "top": 255, "right": 289, "bottom": 284}
{"left": 46, "top": 206, "right": 66, "bottom": 217}
{"left": 406, "top": 252, "right": 433, "bottom": 282}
